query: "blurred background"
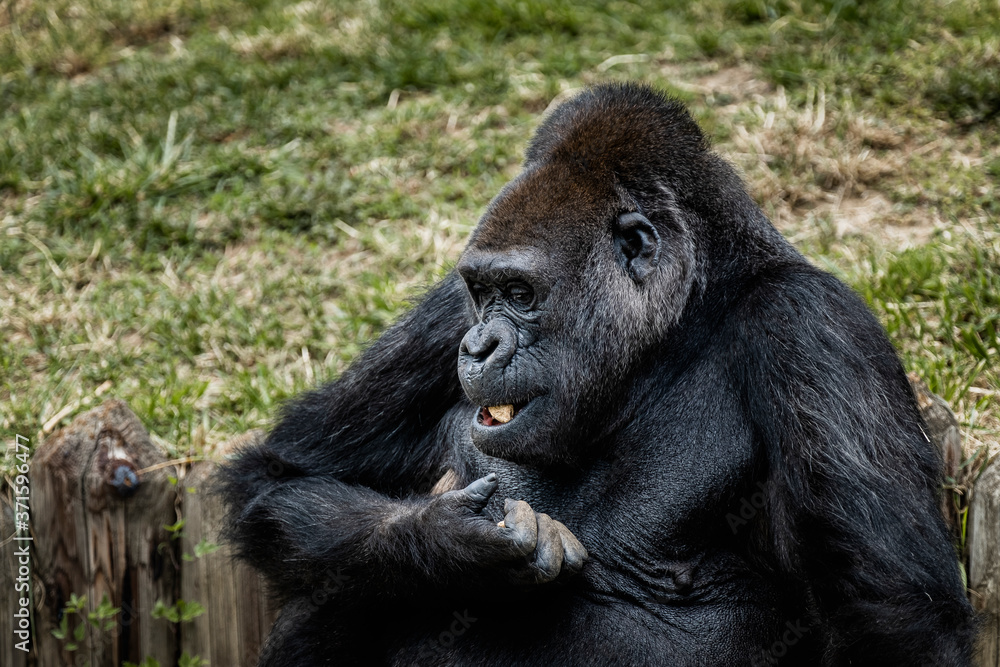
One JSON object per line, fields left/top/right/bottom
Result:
{"left": 1, "top": 0, "right": 997, "bottom": 463}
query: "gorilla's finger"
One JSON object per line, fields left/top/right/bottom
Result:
{"left": 553, "top": 520, "right": 588, "bottom": 575}
{"left": 439, "top": 473, "right": 498, "bottom": 516}
{"left": 531, "top": 513, "right": 564, "bottom": 582}
{"left": 459, "top": 473, "right": 498, "bottom": 509}
{"left": 500, "top": 499, "right": 537, "bottom": 556}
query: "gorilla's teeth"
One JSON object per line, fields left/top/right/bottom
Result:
{"left": 487, "top": 405, "right": 514, "bottom": 423}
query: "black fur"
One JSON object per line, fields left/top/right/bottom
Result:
{"left": 218, "top": 83, "right": 976, "bottom": 666}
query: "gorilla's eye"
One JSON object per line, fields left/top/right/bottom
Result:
{"left": 469, "top": 281, "right": 490, "bottom": 304}
{"left": 507, "top": 283, "right": 535, "bottom": 309}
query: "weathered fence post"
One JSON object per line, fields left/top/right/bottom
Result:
{"left": 971, "top": 459, "right": 1000, "bottom": 667}
{"left": 909, "top": 374, "right": 965, "bottom": 533}
{"left": 2, "top": 404, "right": 283, "bottom": 666}
{"left": 179, "top": 430, "right": 279, "bottom": 665}
{"left": 30, "top": 399, "right": 179, "bottom": 666}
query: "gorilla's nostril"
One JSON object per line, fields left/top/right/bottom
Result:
{"left": 471, "top": 339, "right": 499, "bottom": 363}
{"left": 461, "top": 332, "right": 495, "bottom": 361}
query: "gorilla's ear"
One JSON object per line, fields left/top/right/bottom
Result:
{"left": 613, "top": 212, "right": 660, "bottom": 283}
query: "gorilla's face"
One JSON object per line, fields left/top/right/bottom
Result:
{"left": 456, "top": 240, "right": 556, "bottom": 464}
{"left": 456, "top": 155, "right": 697, "bottom": 467}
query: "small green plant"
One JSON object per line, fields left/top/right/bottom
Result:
{"left": 152, "top": 598, "right": 206, "bottom": 624}
{"left": 123, "top": 658, "right": 161, "bottom": 667}
{"left": 51, "top": 593, "right": 120, "bottom": 653}
{"left": 179, "top": 652, "right": 211, "bottom": 667}
{"left": 163, "top": 518, "right": 186, "bottom": 540}
{"left": 183, "top": 537, "right": 222, "bottom": 562}
{"left": 167, "top": 475, "right": 199, "bottom": 495}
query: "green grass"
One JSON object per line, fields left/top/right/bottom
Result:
{"left": 1, "top": 0, "right": 997, "bottom": 469}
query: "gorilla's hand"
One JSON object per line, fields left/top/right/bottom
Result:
{"left": 426, "top": 474, "right": 588, "bottom": 584}
{"left": 498, "top": 497, "right": 588, "bottom": 584}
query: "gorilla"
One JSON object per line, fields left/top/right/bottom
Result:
{"left": 218, "top": 83, "right": 976, "bottom": 666}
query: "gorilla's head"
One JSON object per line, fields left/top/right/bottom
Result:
{"left": 456, "top": 83, "right": 765, "bottom": 467}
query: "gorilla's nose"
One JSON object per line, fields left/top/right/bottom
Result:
{"left": 459, "top": 320, "right": 517, "bottom": 376}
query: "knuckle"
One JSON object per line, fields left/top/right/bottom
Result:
{"left": 440, "top": 489, "right": 464, "bottom": 503}
{"left": 511, "top": 529, "right": 536, "bottom": 555}
{"left": 532, "top": 559, "right": 560, "bottom": 582}
{"left": 562, "top": 546, "right": 584, "bottom": 571}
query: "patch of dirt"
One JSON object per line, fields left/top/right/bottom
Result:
{"left": 661, "top": 63, "right": 772, "bottom": 106}
{"left": 695, "top": 64, "right": 772, "bottom": 104}
{"left": 812, "top": 191, "right": 941, "bottom": 248}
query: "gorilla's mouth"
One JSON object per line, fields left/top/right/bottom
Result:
{"left": 470, "top": 396, "right": 548, "bottom": 461}
{"left": 478, "top": 402, "right": 528, "bottom": 427}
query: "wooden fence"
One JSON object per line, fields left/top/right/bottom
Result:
{"left": 2, "top": 395, "right": 999, "bottom": 665}
{"left": 1, "top": 400, "right": 277, "bottom": 666}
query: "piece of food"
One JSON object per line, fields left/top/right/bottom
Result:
{"left": 487, "top": 404, "right": 514, "bottom": 423}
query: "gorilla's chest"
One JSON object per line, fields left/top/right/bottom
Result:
{"left": 450, "top": 358, "right": 758, "bottom": 536}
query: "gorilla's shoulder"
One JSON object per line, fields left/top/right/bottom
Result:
{"left": 729, "top": 262, "right": 890, "bottom": 357}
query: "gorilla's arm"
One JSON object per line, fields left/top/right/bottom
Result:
{"left": 217, "top": 273, "right": 471, "bottom": 597}
{"left": 238, "top": 271, "right": 470, "bottom": 495}
{"left": 736, "top": 266, "right": 976, "bottom": 665}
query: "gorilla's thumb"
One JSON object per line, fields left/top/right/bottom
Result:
{"left": 460, "top": 473, "right": 498, "bottom": 509}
